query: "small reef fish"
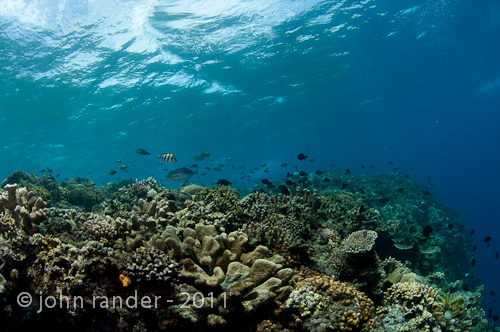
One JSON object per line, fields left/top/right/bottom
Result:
{"left": 297, "top": 153, "right": 307, "bottom": 161}
{"left": 279, "top": 185, "right": 290, "bottom": 195}
{"left": 109, "top": 170, "right": 117, "bottom": 175}
{"left": 120, "top": 165, "right": 128, "bottom": 171}
{"left": 134, "top": 148, "right": 150, "bottom": 155}
{"left": 119, "top": 274, "right": 131, "bottom": 287}
{"left": 216, "top": 179, "right": 232, "bottom": 186}
{"left": 484, "top": 236, "right": 492, "bottom": 243}
{"left": 165, "top": 167, "right": 199, "bottom": 181}
{"left": 158, "top": 153, "right": 177, "bottom": 164}
{"left": 201, "top": 152, "right": 210, "bottom": 158}
{"left": 194, "top": 155, "right": 204, "bottom": 161}
{"left": 281, "top": 163, "right": 288, "bottom": 168}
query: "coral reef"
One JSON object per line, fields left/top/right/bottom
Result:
{"left": 0, "top": 170, "right": 495, "bottom": 332}
{"left": 284, "top": 275, "right": 375, "bottom": 331}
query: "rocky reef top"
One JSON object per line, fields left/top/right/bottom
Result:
{"left": 0, "top": 170, "right": 496, "bottom": 331}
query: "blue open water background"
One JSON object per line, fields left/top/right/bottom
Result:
{"left": 1, "top": 0, "right": 499, "bottom": 322}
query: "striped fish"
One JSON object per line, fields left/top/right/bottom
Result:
{"left": 158, "top": 153, "right": 177, "bottom": 164}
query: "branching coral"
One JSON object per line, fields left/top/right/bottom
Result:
{"left": 285, "top": 275, "right": 375, "bottom": 331}
{"left": 0, "top": 183, "right": 49, "bottom": 232}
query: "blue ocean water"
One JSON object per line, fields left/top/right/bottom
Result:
{"left": 1, "top": 0, "right": 499, "bottom": 322}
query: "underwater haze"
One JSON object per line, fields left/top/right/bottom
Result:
{"left": 1, "top": 0, "right": 500, "bottom": 328}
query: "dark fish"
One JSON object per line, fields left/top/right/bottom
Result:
{"left": 261, "top": 179, "right": 270, "bottom": 185}
{"left": 491, "top": 291, "right": 496, "bottom": 296}
{"left": 279, "top": 185, "right": 290, "bottom": 195}
{"left": 324, "top": 178, "right": 330, "bottom": 182}
{"left": 299, "top": 171, "right": 308, "bottom": 176}
{"left": 388, "top": 161, "right": 393, "bottom": 165}
{"left": 286, "top": 172, "right": 292, "bottom": 178}
{"left": 471, "top": 258, "right": 477, "bottom": 266}
{"left": 46, "top": 168, "right": 53, "bottom": 174}
{"left": 484, "top": 236, "right": 492, "bottom": 243}
{"left": 134, "top": 148, "right": 150, "bottom": 155}
{"left": 463, "top": 284, "right": 469, "bottom": 291}
{"left": 158, "top": 153, "right": 177, "bottom": 164}
{"left": 445, "top": 223, "right": 453, "bottom": 230}
{"left": 194, "top": 155, "right": 204, "bottom": 161}
{"left": 264, "top": 169, "right": 269, "bottom": 173}
{"left": 493, "top": 315, "right": 498, "bottom": 322}
{"left": 56, "top": 173, "right": 60, "bottom": 177}
{"left": 471, "top": 228, "right": 475, "bottom": 235}
{"left": 360, "top": 165, "right": 365, "bottom": 168}
{"left": 216, "top": 179, "right": 232, "bottom": 186}
{"left": 280, "top": 163, "right": 288, "bottom": 168}
{"left": 359, "top": 205, "right": 365, "bottom": 214}
{"left": 41, "top": 169, "right": 46, "bottom": 173}
{"left": 285, "top": 180, "right": 295, "bottom": 186}
{"left": 488, "top": 309, "right": 493, "bottom": 318}
{"left": 359, "top": 188, "right": 365, "bottom": 194}
{"left": 109, "top": 170, "right": 117, "bottom": 175}
{"left": 214, "top": 167, "right": 222, "bottom": 172}
{"left": 496, "top": 252, "right": 498, "bottom": 259}
{"left": 423, "top": 190, "right": 431, "bottom": 195}
{"left": 297, "top": 153, "right": 307, "bottom": 161}
{"left": 266, "top": 183, "right": 274, "bottom": 188}
{"left": 345, "top": 168, "right": 351, "bottom": 174}
{"left": 369, "top": 165, "right": 375, "bottom": 169}
{"left": 166, "top": 167, "right": 199, "bottom": 181}
{"left": 201, "top": 152, "right": 210, "bottom": 158}
{"left": 341, "top": 183, "right": 347, "bottom": 190}
{"left": 422, "top": 225, "right": 433, "bottom": 237}
{"left": 473, "top": 245, "right": 477, "bottom": 252}
{"left": 396, "top": 188, "right": 404, "bottom": 193}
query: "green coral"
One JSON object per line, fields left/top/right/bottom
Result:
{"left": 439, "top": 290, "right": 466, "bottom": 319}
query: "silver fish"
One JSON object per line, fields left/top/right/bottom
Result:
{"left": 165, "top": 167, "right": 199, "bottom": 181}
